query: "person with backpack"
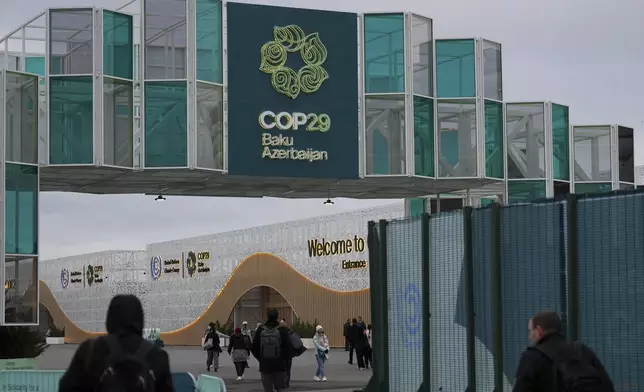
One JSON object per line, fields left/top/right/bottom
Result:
{"left": 203, "top": 322, "right": 222, "bottom": 372}
{"left": 58, "top": 294, "right": 174, "bottom": 392}
{"left": 513, "top": 310, "right": 615, "bottom": 392}
{"left": 251, "top": 308, "right": 291, "bottom": 392}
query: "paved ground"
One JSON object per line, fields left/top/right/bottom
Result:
{"left": 37, "top": 345, "right": 369, "bottom": 391}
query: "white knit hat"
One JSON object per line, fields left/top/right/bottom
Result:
{"left": 316, "top": 325, "right": 324, "bottom": 332}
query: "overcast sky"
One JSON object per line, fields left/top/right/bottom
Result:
{"left": 1, "top": 0, "right": 642, "bottom": 259}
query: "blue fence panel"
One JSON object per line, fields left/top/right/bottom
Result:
{"left": 0, "top": 370, "right": 65, "bottom": 392}
{"left": 578, "top": 192, "right": 644, "bottom": 391}
{"left": 470, "top": 207, "right": 496, "bottom": 391}
{"left": 386, "top": 217, "right": 424, "bottom": 392}
{"left": 172, "top": 372, "right": 197, "bottom": 392}
{"left": 429, "top": 211, "right": 468, "bottom": 390}
{"left": 196, "top": 374, "right": 227, "bottom": 392}
{"left": 499, "top": 202, "right": 567, "bottom": 390}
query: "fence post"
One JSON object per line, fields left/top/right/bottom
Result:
{"left": 566, "top": 194, "right": 580, "bottom": 342}
{"left": 365, "top": 219, "right": 389, "bottom": 392}
{"left": 463, "top": 207, "right": 476, "bottom": 391}
{"left": 421, "top": 213, "right": 431, "bottom": 392}
{"left": 491, "top": 203, "right": 503, "bottom": 391}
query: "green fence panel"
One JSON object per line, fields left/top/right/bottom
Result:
{"left": 499, "top": 201, "right": 567, "bottom": 390}
{"left": 428, "top": 211, "right": 468, "bottom": 390}
{"left": 577, "top": 191, "right": 644, "bottom": 391}
{"left": 386, "top": 217, "right": 424, "bottom": 392}
{"left": 196, "top": 374, "right": 227, "bottom": 392}
{"left": 0, "top": 370, "right": 65, "bottom": 392}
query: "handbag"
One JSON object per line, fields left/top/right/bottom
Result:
{"left": 202, "top": 337, "right": 214, "bottom": 350}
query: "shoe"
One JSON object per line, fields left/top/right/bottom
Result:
{"left": 313, "top": 376, "right": 320, "bottom": 381}
{"left": 348, "top": 361, "right": 353, "bottom": 365}
{"left": 206, "top": 366, "right": 210, "bottom": 372}
{"left": 322, "top": 377, "right": 327, "bottom": 382}
{"left": 236, "top": 376, "right": 241, "bottom": 381}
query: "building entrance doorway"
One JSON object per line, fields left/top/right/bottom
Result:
{"left": 229, "top": 286, "right": 294, "bottom": 330}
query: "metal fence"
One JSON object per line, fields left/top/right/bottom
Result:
{"left": 366, "top": 189, "right": 644, "bottom": 392}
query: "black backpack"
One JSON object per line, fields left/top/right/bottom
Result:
{"left": 536, "top": 341, "right": 612, "bottom": 392}
{"left": 260, "top": 326, "right": 282, "bottom": 359}
{"left": 288, "top": 330, "right": 307, "bottom": 357}
{"left": 95, "top": 336, "right": 157, "bottom": 392}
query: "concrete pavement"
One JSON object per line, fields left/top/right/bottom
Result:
{"left": 37, "top": 345, "right": 369, "bottom": 391}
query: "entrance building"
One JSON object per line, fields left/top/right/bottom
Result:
{"left": 0, "top": 0, "right": 636, "bottom": 328}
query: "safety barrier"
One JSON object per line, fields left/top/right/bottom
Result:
{"left": 0, "top": 371, "right": 227, "bottom": 392}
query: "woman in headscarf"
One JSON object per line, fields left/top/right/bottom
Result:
{"left": 204, "top": 322, "right": 222, "bottom": 372}
{"left": 313, "top": 325, "right": 329, "bottom": 382}
{"left": 228, "top": 327, "right": 251, "bottom": 381}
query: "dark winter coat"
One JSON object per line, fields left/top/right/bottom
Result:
{"left": 58, "top": 294, "right": 174, "bottom": 392}
{"left": 251, "top": 319, "right": 291, "bottom": 373}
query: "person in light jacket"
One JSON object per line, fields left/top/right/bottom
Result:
{"left": 228, "top": 327, "right": 251, "bottom": 381}
{"left": 313, "top": 325, "right": 329, "bottom": 382}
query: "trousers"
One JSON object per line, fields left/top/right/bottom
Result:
{"left": 206, "top": 350, "right": 219, "bottom": 369}
{"left": 261, "top": 371, "right": 286, "bottom": 392}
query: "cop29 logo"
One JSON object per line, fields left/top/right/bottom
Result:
{"left": 400, "top": 283, "right": 422, "bottom": 349}
{"left": 150, "top": 256, "right": 162, "bottom": 281}
{"left": 186, "top": 252, "right": 197, "bottom": 277}
{"left": 60, "top": 268, "right": 70, "bottom": 289}
{"left": 86, "top": 265, "right": 94, "bottom": 287}
{"left": 259, "top": 25, "right": 329, "bottom": 99}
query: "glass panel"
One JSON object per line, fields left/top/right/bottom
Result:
{"left": 364, "top": 14, "right": 404, "bottom": 94}
{"left": 414, "top": 95, "right": 434, "bottom": 177}
{"left": 436, "top": 39, "right": 475, "bottom": 98}
{"left": 49, "top": 76, "right": 94, "bottom": 164}
{"left": 482, "top": 40, "right": 502, "bottom": 101}
{"left": 553, "top": 180, "right": 570, "bottom": 198}
{"left": 409, "top": 198, "right": 426, "bottom": 217}
{"left": 25, "top": 57, "right": 45, "bottom": 76}
{"left": 4, "top": 256, "right": 38, "bottom": 324}
{"left": 104, "top": 11, "right": 133, "bottom": 79}
{"left": 429, "top": 197, "right": 463, "bottom": 214}
{"left": 437, "top": 100, "right": 477, "bottom": 177}
{"left": 5, "top": 163, "right": 38, "bottom": 255}
{"left": 506, "top": 103, "right": 545, "bottom": 179}
{"left": 196, "top": 83, "right": 223, "bottom": 170}
{"left": 618, "top": 126, "right": 634, "bottom": 183}
{"left": 574, "top": 182, "right": 612, "bottom": 194}
{"left": 573, "top": 126, "right": 611, "bottom": 181}
{"left": 6, "top": 72, "right": 38, "bottom": 164}
{"left": 552, "top": 104, "right": 570, "bottom": 181}
{"left": 145, "top": 0, "right": 187, "bottom": 79}
{"left": 365, "top": 95, "right": 405, "bottom": 175}
{"left": 620, "top": 182, "right": 635, "bottom": 190}
{"left": 49, "top": 9, "right": 93, "bottom": 75}
{"left": 196, "top": 0, "right": 222, "bottom": 83}
{"left": 104, "top": 77, "right": 133, "bottom": 167}
{"left": 144, "top": 81, "right": 187, "bottom": 167}
{"left": 484, "top": 100, "right": 503, "bottom": 178}
{"left": 411, "top": 15, "right": 432, "bottom": 97}
{"left": 507, "top": 180, "right": 546, "bottom": 203}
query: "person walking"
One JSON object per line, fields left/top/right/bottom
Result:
{"left": 251, "top": 309, "right": 291, "bottom": 392}
{"left": 347, "top": 318, "right": 358, "bottom": 365}
{"left": 228, "top": 327, "right": 251, "bottom": 381}
{"left": 513, "top": 310, "right": 615, "bottom": 392}
{"left": 58, "top": 294, "right": 174, "bottom": 392}
{"left": 353, "top": 321, "right": 369, "bottom": 370}
{"left": 313, "top": 325, "right": 329, "bottom": 382}
{"left": 365, "top": 324, "right": 373, "bottom": 369}
{"left": 343, "top": 319, "right": 351, "bottom": 351}
{"left": 204, "top": 322, "right": 222, "bottom": 372}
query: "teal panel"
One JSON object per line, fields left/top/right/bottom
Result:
{"left": 409, "top": 198, "right": 426, "bottom": 217}
{"left": 144, "top": 81, "right": 188, "bottom": 167}
{"left": 25, "top": 57, "right": 45, "bottom": 76}
{"left": 5, "top": 163, "right": 38, "bottom": 255}
{"left": 374, "top": 130, "right": 389, "bottom": 174}
{"left": 0, "top": 371, "right": 65, "bottom": 391}
{"left": 441, "top": 131, "right": 459, "bottom": 166}
{"left": 364, "top": 14, "right": 404, "bottom": 94}
{"left": 507, "top": 180, "right": 546, "bottom": 203}
{"left": 484, "top": 100, "right": 503, "bottom": 178}
{"left": 104, "top": 11, "right": 133, "bottom": 79}
{"left": 480, "top": 197, "right": 495, "bottom": 207}
{"left": 49, "top": 76, "right": 93, "bottom": 164}
{"left": 552, "top": 104, "right": 570, "bottom": 181}
{"left": 196, "top": 0, "right": 223, "bottom": 83}
{"left": 414, "top": 96, "right": 434, "bottom": 177}
{"left": 436, "top": 40, "right": 475, "bottom": 98}
{"left": 574, "top": 182, "right": 612, "bottom": 194}
{"left": 196, "top": 374, "right": 226, "bottom": 392}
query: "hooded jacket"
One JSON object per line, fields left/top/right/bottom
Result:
{"left": 59, "top": 294, "right": 175, "bottom": 392}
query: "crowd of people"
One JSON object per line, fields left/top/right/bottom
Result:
{"left": 55, "top": 294, "right": 617, "bottom": 392}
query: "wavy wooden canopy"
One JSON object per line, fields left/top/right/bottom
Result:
{"left": 40, "top": 253, "right": 370, "bottom": 347}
